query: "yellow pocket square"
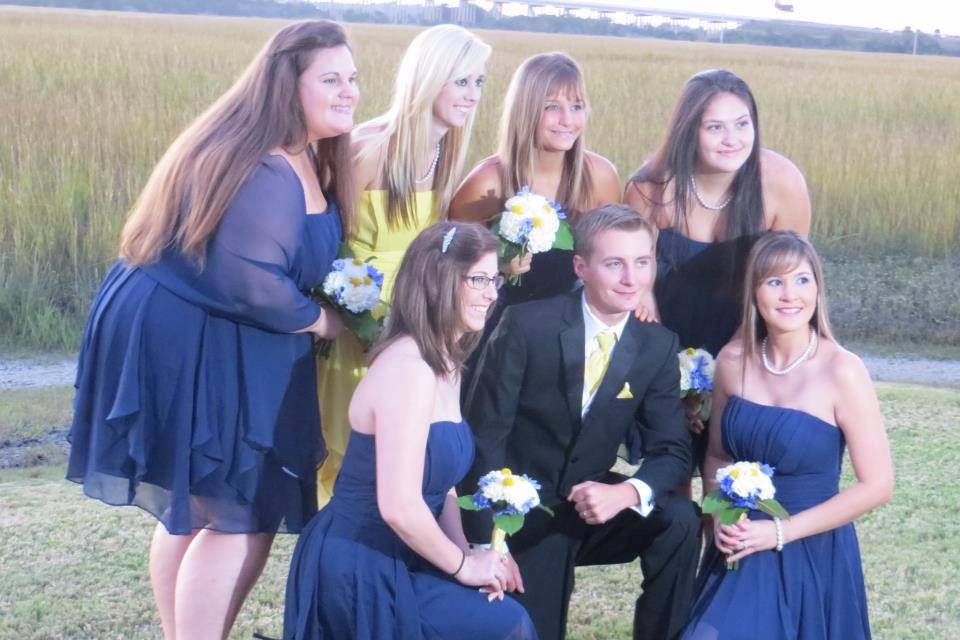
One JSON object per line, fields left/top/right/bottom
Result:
{"left": 616, "top": 382, "right": 633, "bottom": 399}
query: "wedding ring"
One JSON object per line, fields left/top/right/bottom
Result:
{"left": 738, "top": 541, "right": 748, "bottom": 550}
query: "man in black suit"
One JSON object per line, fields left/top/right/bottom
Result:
{"left": 461, "top": 204, "right": 700, "bottom": 640}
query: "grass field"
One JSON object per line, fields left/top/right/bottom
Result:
{"left": 1, "top": 6, "right": 959, "bottom": 350}
{"left": 1, "top": 382, "right": 958, "bottom": 638}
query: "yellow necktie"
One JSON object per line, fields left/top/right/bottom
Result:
{"left": 585, "top": 330, "right": 616, "bottom": 399}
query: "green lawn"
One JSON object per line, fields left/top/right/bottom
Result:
{"left": 0, "top": 383, "right": 958, "bottom": 638}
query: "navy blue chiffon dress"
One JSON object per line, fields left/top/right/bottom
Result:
{"left": 66, "top": 155, "right": 341, "bottom": 535}
{"left": 682, "top": 396, "right": 871, "bottom": 639}
{"left": 283, "top": 420, "right": 537, "bottom": 639}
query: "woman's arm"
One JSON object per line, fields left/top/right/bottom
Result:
{"left": 437, "top": 487, "right": 470, "bottom": 552}
{"left": 372, "top": 354, "right": 509, "bottom": 593}
{"left": 586, "top": 151, "right": 622, "bottom": 207}
{"left": 623, "top": 180, "right": 661, "bottom": 321}
{"left": 449, "top": 157, "right": 504, "bottom": 224}
{"left": 761, "top": 149, "right": 811, "bottom": 236}
{"left": 723, "top": 351, "right": 893, "bottom": 563}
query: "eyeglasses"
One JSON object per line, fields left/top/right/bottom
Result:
{"left": 464, "top": 273, "right": 506, "bottom": 290}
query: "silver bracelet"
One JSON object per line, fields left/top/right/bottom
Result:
{"left": 773, "top": 517, "right": 784, "bottom": 552}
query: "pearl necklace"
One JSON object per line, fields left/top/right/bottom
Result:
{"left": 415, "top": 143, "right": 441, "bottom": 184}
{"left": 690, "top": 175, "right": 733, "bottom": 211}
{"left": 761, "top": 328, "right": 818, "bottom": 376}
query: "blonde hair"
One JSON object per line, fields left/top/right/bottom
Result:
{"left": 741, "top": 231, "right": 834, "bottom": 371}
{"left": 496, "top": 52, "right": 594, "bottom": 221}
{"left": 355, "top": 24, "right": 491, "bottom": 230}
{"left": 119, "top": 20, "right": 356, "bottom": 266}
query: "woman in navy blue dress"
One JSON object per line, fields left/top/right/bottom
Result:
{"left": 624, "top": 69, "right": 812, "bottom": 467}
{"left": 66, "top": 21, "right": 358, "bottom": 639}
{"left": 683, "top": 231, "right": 892, "bottom": 639}
{"left": 283, "top": 222, "right": 537, "bottom": 639}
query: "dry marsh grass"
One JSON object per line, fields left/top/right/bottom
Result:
{"left": 1, "top": 383, "right": 957, "bottom": 638}
{"left": 2, "top": 7, "right": 959, "bottom": 349}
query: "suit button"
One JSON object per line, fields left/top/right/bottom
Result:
{"left": 571, "top": 456, "right": 579, "bottom": 463}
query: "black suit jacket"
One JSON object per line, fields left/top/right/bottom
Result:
{"left": 461, "top": 291, "right": 691, "bottom": 543}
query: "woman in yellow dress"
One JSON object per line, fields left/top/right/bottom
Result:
{"left": 316, "top": 25, "right": 491, "bottom": 504}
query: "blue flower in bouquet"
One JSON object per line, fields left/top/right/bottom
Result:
{"left": 677, "top": 347, "right": 715, "bottom": 421}
{"left": 310, "top": 247, "right": 389, "bottom": 357}
{"left": 702, "top": 460, "right": 789, "bottom": 570}
{"left": 474, "top": 469, "right": 543, "bottom": 516}
{"left": 717, "top": 461, "right": 776, "bottom": 509}
{"left": 322, "top": 257, "right": 384, "bottom": 314}
{"left": 678, "top": 347, "right": 715, "bottom": 393}
{"left": 459, "top": 468, "right": 553, "bottom": 552}
{"left": 491, "top": 186, "right": 573, "bottom": 285}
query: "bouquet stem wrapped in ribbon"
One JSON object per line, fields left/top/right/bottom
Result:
{"left": 491, "top": 186, "right": 572, "bottom": 286}
{"left": 678, "top": 347, "right": 716, "bottom": 422}
{"left": 458, "top": 468, "right": 553, "bottom": 554}
{"left": 702, "top": 461, "right": 789, "bottom": 570}
{"left": 310, "top": 244, "right": 388, "bottom": 358}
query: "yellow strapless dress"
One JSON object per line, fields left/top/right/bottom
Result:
{"left": 316, "top": 189, "right": 437, "bottom": 506}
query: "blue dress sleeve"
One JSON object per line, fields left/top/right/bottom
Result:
{"left": 201, "top": 158, "right": 322, "bottom": 333}
{"left": 141, "top": 158, "right": 324, "bottom": 334}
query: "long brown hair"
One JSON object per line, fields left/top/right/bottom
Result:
{"left": 370, "top": 221, "right": 498, "bottom": 376}
{"left": 354, "top": 25, "right": 490, "bottom": 230}
{"left": 120, "top": 20, "right": 356, "bottom": 266}
{"left": 629, "top": 69, "right": 763, "bottom": 241}
{"left": 741, "top": 230, "right": 834, "bottom": 373}
{"left": 496, "top": 52, "right": 594, "bottom": 221}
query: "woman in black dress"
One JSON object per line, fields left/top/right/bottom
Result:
{"left": 624, "top": 69, "right": 811, "bottom": 466}
{"left": 450, "top": 51, "right": 620, "bottom": 303}
{"left": 67, "top": 21, "right": 358, "bottom": 638}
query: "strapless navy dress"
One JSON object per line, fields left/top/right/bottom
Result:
{"left": 283, "top": 420, "right": 537, "bottom": 639}
{"left": 67, "top": 155, "right": 340, "bottom": 534}
{"left": 682, "top": 396, "right": 871, "bottom": 639}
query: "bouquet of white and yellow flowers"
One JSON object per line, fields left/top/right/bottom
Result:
{"left": 678, "top": 347, "right": 716, "bottom": 421}
{"left": 492, "top": 186, "right": 572, "bottom": 285}
{"left": 702, "top": 461, "right": 789, "bottom": 570}
{"left": 311, "top": 246, "right": 387, "bottom": 357}
{"left": 458, "top": 468, "right": 553, "bottom": 553}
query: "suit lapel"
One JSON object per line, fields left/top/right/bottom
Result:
{"left": 558, "top": 294, "right": 585, "bottom": 429}
{"left": 584, "top": 319, "right": 645, "bottom": 423}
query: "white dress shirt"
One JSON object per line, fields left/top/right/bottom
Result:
{"left": 581, "top": 294, "right": 655, "bottom": 517}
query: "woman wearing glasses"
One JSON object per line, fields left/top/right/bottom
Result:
{"left": 284, "top": 222, "right": 534, "bottom": 639}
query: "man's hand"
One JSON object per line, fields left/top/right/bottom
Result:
{"left": 568, "top": 481, "right": 637, "bottom": 525}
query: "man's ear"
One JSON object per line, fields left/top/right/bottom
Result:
{"left": 573, "top": 254, "right": 586, "bottom": 280}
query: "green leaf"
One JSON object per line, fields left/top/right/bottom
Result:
{"left": 718, "top": 508, "right": 746, "bottom": 525}
{"left": 701, "top": 491, "right": 726, "bottom": 515}
{"left": 554, "top": 220, "right": 574, "bottom": 250}
{"left": 757, "top": 499, "right": 790, "bottom": 520}
{"left": 345, "top": 312, "right": 383, "bottom": 344}
{"left": 537, "top": 504, "right": 555, "bottom": 517}
{"left": 337, "top": 242, "right": 354, "bottom": 260}
{"left": 457, "top": 496, "right": 480, "bottom": 511}
{"left": 492, "top": 513, "right": 525, "bottom": 536}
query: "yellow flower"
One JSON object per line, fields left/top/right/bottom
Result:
{"left": 512, "top": 205, "right": 523, "bottom": 214}
{"left": 500, "top": 467, "right": 512, "bottom": 476}
{"left": 352, "top": 257, "right": 364, "bottom": 266}
{"left": 685, "top": 347, "right": 696, "bottom": 355}
{"left": 363, "top": 276, "right": 372, "bottom": 285}
{"left": 349, "top": 277, "right": 362, "bottom": 287}
{"left": 531, "top": 217, "right": 542, "bottom": 228}
{"left": 503, "top": 476, "right": 515, "bottom": 487}
{"left": 731, "top": 469, "right": 740, "bottom": 479}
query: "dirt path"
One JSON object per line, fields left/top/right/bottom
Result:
{"left": 2, "top": 354, "right": 959, "bottom": 391}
